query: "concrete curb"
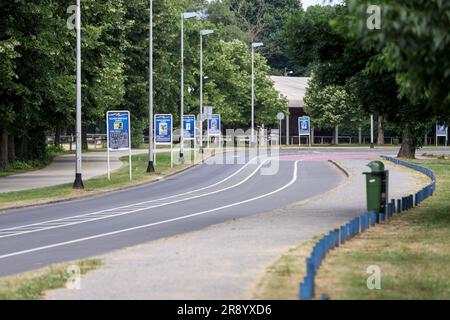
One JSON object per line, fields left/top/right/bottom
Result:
{"left": 328, "top": 160, "right": 350, "bottom": 178}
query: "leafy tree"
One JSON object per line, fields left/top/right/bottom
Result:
{"left": 304, "top": 75, "right": 365, "bottom": 143}
{"left": 212, "top": 0, "right": 303, "bottom": 74}
{"left": 347, "top": 0, "right": 450, "bottom": 118}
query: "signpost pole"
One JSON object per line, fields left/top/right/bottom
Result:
{"left": 171, "top": 116, "right": 174, "bottom": 168}
{"left": 279, "top": 119, "right": 282, "bottom": 146}
{"left": 128, "top": 113, "right": 132, "bottom": 181}
{"left": 207, "top": 115, "right": 210, "bottom": 150}
{"left": 370, "top": 114, "right": 374, "bottom": 148}
{"left": 106, "top": 114, "right": 110, "bottom": 180}
{"left": 436, "top": 126, "right": 438, "bottom": 147}
{"left": 154, "top": 115, "right": 157, "bottom": 166}
{"left": 309, "top": 126, "right": 312, "bottom": 148}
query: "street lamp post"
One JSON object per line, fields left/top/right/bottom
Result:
{"left": 180, "top": 12, "right": 199, "bottom": 163}
{"left": 73, "top": 0, "right": 84, "bottom": 189}
{"left": 200, "top": 29, "right": 214, "bottom": 153}
{"left": 147, "top": 0, "right": 155, "bottom": 173}
{"left": 251, "top": 42, "right": 263, "bottom": 146}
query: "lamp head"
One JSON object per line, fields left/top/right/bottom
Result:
{"left": 252, "top": 42, "right": 264, "bottom": 48}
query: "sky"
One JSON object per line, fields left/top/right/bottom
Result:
{"left": 302, "top": 0, "right": 342, "bottom": 9}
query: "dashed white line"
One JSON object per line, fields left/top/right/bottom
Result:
{"left": 0, "top": 156, "right": 270, "bottom": 239}
{"left": 0, "top": 161, "right": 299, "bottom": 260}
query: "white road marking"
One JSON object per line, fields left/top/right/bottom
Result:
{"left": 0, "top": 156, "right": 270, "bottom": 239}
{"left": 0, "top": 161, "right": 299, "bottom": 260}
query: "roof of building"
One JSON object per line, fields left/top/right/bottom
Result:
{"left": 270, "top": 76, "right": 310, "bottom": 109}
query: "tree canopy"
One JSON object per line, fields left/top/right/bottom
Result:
{"left": 0, "top": 0, "right": 288, "bottom": 168}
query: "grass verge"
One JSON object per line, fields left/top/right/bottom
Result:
{"left": 0, "top": 259, "right": 102, "bottom": 300}
{"left": 0, "top": 151, "right": 202, "bottom": 210}
{"left": 0, "top": 146, "right": 66, "bottom": 178}
{"left": 255, "top": 159, "right": 450, "bottom": 300}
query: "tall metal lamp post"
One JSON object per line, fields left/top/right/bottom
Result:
{"left": 251, "top": 42, "right": 263, "bottom": 146}
{"left": 180, "top": 12, "right": 200, "bottom": 163}
{"left": 73, "top": 0, "right": 84, "bottom": 189}
{"left": 147, "top": 0, "right": 155, "bottom": 173}
{"left": 199, "top": 29, "right": 214, "bottom": 152}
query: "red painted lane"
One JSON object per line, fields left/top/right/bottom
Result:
{"left": 278, "top": 152, "right": 385, "bottom": 162}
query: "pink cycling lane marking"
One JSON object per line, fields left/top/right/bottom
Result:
{"left": 278, "top": 152, "right": 385, "bottom": 162}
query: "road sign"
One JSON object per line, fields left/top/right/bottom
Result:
{"left": 436, "top": 122, "right": 448, "bottom": 137}
{"left": 155, "top": 114, "right": 173, "bottom": 144}
{"left": 106, "top": 111, "right": 132, "bottom": 181}
{"left": 298, "top": 116, "right": 311, "bottom": 136}
{"left": 204, "top": 106, "right": 213, "bottom": 118}
{"left": 208, "top": 114, "right": 221, "bottom": 136}
{"left": 183, "top": 115, "right": 196, "bottom": 140}
{"left": 277, "top": 112, "right": 285, "bottom": 121}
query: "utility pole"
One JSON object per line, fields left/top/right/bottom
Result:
{"left": 73, "top": 0, "right": 84, "bottom": 189}
{"left": 199, "top": 29, "right": 214, "bottom": 154}
{"left": 180, "top": 12, "right": 199, "bottom": 163}
{"left": 251, "top": 42, "right": 263, "bottom": 146}
{"left": 147, "top": 0, "right": 155, "bottom": 173}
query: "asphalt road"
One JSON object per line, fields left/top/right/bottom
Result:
{"left": 0, "top": 150, "right": 343, "bottom": 276}
{"left": 0, "top": 147, "right": 444, "bottom": 276}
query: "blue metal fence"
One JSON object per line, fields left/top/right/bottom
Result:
{"left": 299, "top": 156, "right": 436, "bottom": 300}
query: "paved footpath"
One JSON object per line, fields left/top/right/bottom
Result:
{"left": 47, "top": 158, "right": 428, "bottom": 300}
{"left": 0, "top": 150, "right": 147, "bottom": 193}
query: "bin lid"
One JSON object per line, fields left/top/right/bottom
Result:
{"left": 367, "top": 161, "right": 385, "bottom": 172}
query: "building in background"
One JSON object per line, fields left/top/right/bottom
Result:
{"left": 271, "top": 76, "right": 309, "bottom": 144}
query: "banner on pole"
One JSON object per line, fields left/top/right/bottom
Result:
{"left": 208, "top": 114, "right": 221, "bottom": 136}
{"left": 436, "top": 122, "right": 448, "bottom": 137}
{"left": 298, "top": 116, "right": 311, "bottom": 136}
{"left": 106, "top": 110, "right": 132, "bottom": 181}
{"left": 107, "top": 111, "right": 130, "bottom": 150}
{"left": 183, "top": 115, "right": 196, "bottom": 140}
{"left": 155, "top": 114, "right": 173, "bottom": 145}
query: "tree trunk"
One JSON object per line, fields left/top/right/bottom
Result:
{"left": 54, "top": 125, "right": 61, "bottom": 146}
{"left": 377, "top": 115, "right": 385, "bottom": 145}
{"left": 0, "top": 128, "right": 9, "bottom": 168}
{"left": 358, "top": 127, "right": 362, "bottom": 144}
{"left": 82, "top": 125, "right": 88, "bottom": 151}
{"left": 335, "top": 126, "right": 339, "bottom": 145}
{"left": 398, "top": 129, "right": 416, "bottom": 159}
{"left": 8, "top": 134, "right": 15, "bottom": 163}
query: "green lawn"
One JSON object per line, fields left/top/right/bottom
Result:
{"left": 0, "top": 151, "right": 198, "bottom": 210}
{"left": 0, "top": 259, "right": 102, "bottom": 300}
{"left": 312, "top": 159, "right": 450, "bottom": 300}
{"left": 255, "top": 159, "right": 450, "bottom": 300}
{"left": 0, "top": 147, "right": 66, "bottom": 178}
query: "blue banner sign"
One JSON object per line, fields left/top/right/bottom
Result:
{"left": 436, "top": 122, "right": 448, "bottom": 137}
{"left": 208, "top": 114, "right": 221, "bottom": 136}
{"left": 155, "top": 114, "right": 173, "bottom": 144}
{"left": 183, "top": 115, "right": 196, "bottom": 139}
{"left": 107, "top": 111, "right": 130, "bottom": 149}
{"left": 298, "top": 116, "right": 311, "bottom": 136}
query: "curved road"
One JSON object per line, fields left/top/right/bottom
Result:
{"left": 0, "top": 147, "right": 437, "bottom": 276}
{"left": 0, "top": 150, "right": 346, "bottom": 276}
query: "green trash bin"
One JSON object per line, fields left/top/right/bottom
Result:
{"left": 363, "top": 161, "right": 389, "bottom": 215}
